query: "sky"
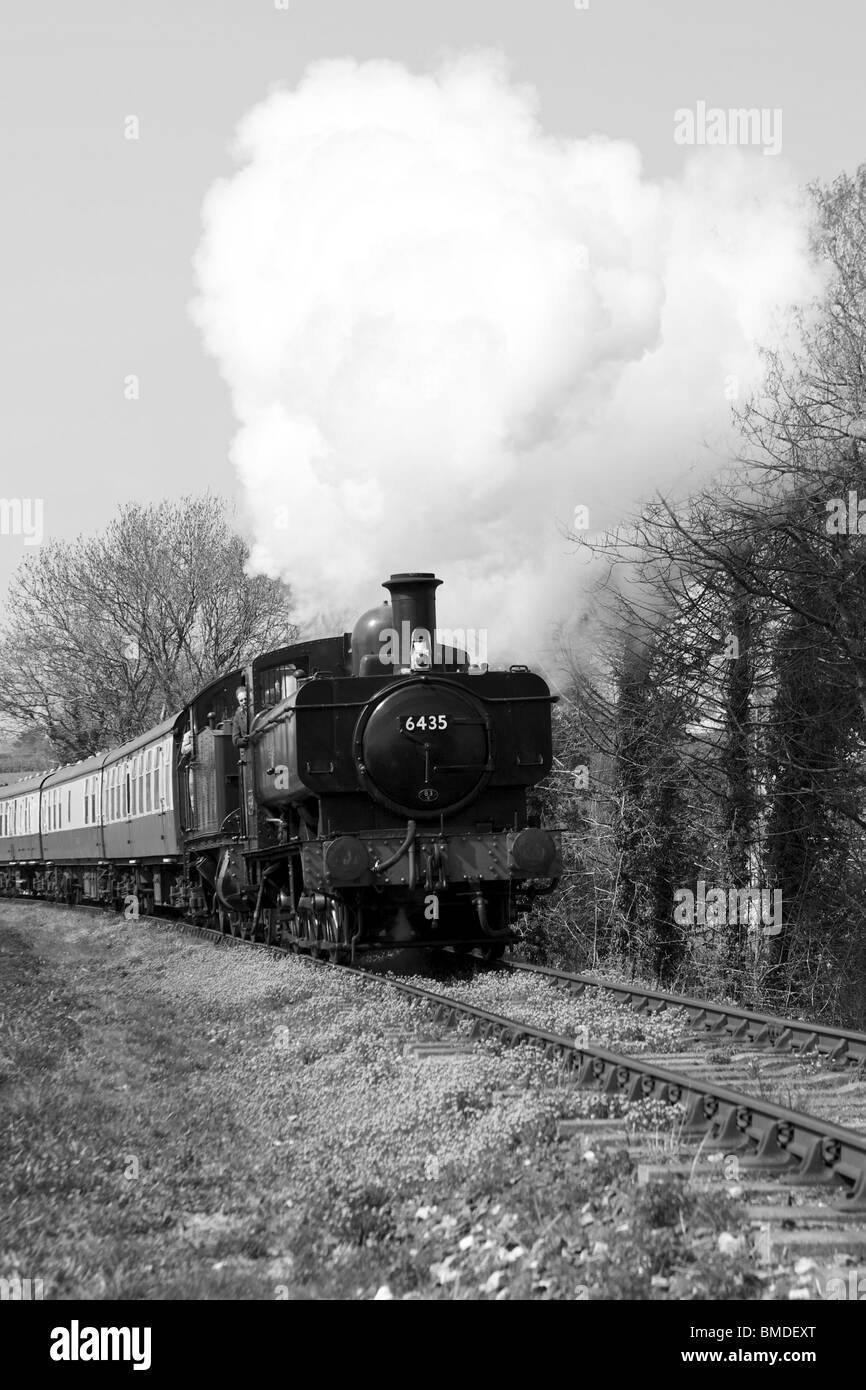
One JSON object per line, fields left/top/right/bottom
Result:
{"left": 1, "top": 0, "right": 863, "bottom": 627}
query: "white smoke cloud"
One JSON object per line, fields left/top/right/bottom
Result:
{"left": 191, "top": 52, "right": 819, "bottom": 661}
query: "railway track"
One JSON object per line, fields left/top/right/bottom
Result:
{"left": 10, "top": 899, "right": 866, "bottom": 1274}
{"left": 505, "top": 957, "right": 866, "bottom": 1066}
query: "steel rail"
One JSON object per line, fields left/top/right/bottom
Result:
{"left": 505, "top": 958, "right": 866, "bottom": 1065}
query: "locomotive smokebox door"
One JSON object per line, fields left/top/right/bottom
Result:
{"left": 353, "top": 679, "right": 493, "bottom": 817}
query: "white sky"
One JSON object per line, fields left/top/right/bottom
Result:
{"left": 1, "top": 0, "right": 863, "bottom": 607}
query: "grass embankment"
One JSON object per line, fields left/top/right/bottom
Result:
{"left": 0, "top": 904, "right": 799, "bottom": 1300}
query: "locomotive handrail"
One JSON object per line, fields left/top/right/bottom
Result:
{"left": 295, "top": 700, "right": 369, "bottom": 710}
{"left": 473, "top": 694, "right": 559, "bottom": 704}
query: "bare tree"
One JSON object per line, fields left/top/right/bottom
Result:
{"left": 0, "top": 494, "right": 298, "bottom": 760}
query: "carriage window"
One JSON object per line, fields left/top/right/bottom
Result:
{"left": 145, "top": 750, "right": 152, "bottom": 812}
{"left": 154, "top": 747, "right": 162, "bottom": 807}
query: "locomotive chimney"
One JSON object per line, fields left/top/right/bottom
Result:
{"left": 383, "top": 573, "right": 441, "bottom": 648}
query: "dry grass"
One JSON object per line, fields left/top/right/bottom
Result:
{"left": 0, "top": 903, "right": 804, "bottom": 1301}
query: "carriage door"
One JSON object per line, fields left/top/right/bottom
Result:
{"left": 125, "top": 758, "right": 132, "bottom": 849}
{"left": 154, "top": 745, "right": 167, "bottom": 847}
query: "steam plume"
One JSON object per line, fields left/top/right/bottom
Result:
{"left": 192, "top": 53, "right": 818, "bottom": 660}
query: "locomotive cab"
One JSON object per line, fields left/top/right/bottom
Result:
{"left": 179, "top": 670, "right": 245, "bottom": 839}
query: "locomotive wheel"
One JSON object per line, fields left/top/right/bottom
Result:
{"left": 262, "top": 908, "right": 280, "bottom": 947}
{"left": 280, "top": 918, "right": 300, "bottom": 953}
{"left": 480, "top": 943, "right": 507, "bottom": 963}
{"left": 218, "top": 905, "right": 243, "bottom": 938}
{"left": 315, "top": 899, "right": 352, "bottom": 963}
{"left": 296, "top": 905, "right": 316, "bottom": 954}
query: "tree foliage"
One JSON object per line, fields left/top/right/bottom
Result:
{"left": 0, "top": 495, "right": 297, "bottom": 761}
{"left": 532, "top": 166, "right": 866, "bottom": 1023}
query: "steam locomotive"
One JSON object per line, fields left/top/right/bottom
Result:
{"left": 0, "top": 574, "right": 561, "bottom": 959}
